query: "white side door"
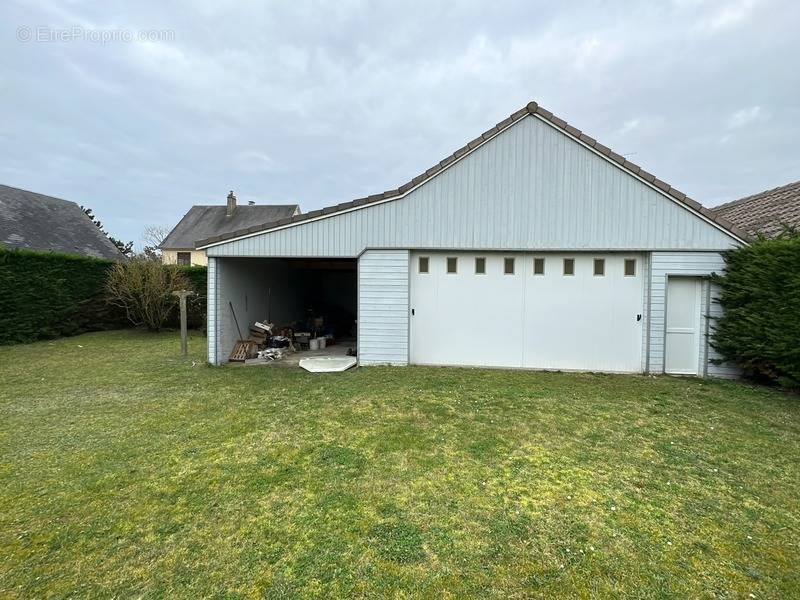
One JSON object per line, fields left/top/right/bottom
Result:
{"left": 664, "top": 277, "right": 702, "bottom": 375}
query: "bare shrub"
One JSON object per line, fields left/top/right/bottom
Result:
{"left": 106, "top": 258, "right": 189, "bottom": 331}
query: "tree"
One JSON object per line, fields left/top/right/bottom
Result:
{"left": 109, "top": 237, "right": 134, "bottom": 257}
{"left": 142, "top": 225, "right": 170, "bottom": 261}
{"left": 106, "top": 258, "right": 189, "bottom": 331}
{"left": 81, "top": 206, "right": 135, "bottom": 258}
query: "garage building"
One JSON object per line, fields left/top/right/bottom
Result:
{"left": 198, "top": 102, "right": 748, "bottom": 376}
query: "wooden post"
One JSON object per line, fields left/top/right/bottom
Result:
{"left": 172, "top": 290, "right": 195, "bottom": 357}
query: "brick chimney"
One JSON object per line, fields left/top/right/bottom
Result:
{"left": 226, "top": 190, "right": 236, "bottom": 216}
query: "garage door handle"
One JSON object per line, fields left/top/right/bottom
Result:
{"left": 637, "top": 314, "right": 642, "bottom": 321}
{"left": 411, "top": 308, "right": 415, "bottom": 316}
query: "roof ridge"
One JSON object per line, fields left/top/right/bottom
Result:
{"left": 190, "top": 203, "right": 300, "bottom": 208}
{"left": 0, "top": 183, "right": 80, "bottom": 208}
{"left": 196, "top": 101, "right": 750, "bottom": 247}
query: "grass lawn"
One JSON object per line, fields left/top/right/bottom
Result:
{"left": 1, "top": 331, "right": 799, "bottom": 598}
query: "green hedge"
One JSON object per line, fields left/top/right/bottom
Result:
{"left": 711, "top": 234, "right": 800, "bottom": 386}
{"left": 0, "top": 248, "right": 207, "bottom": 345}
{"left": 0, "top": 248, "right": 124, "bottom": 344}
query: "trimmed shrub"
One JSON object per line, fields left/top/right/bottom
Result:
{"left": 0, "top": 247, "right": 126, "bottom": 344}
{"left": 711, "top": 233, "right": 800, "bottom": 386}
{"left": 106, "top": 259, "right": 190, "bottom": 331}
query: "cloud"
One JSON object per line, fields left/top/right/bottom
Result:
{"left": 695, "top": 0, "right": 760, "bottom": 33}
{"left": 230, "top": 151, "right": 282, "bottom": 173}
{"left": 726, "top": 106, "right": 768, "bottom": 129}
{"left": 617, "top": 119, "right": 641, "bottom": 136}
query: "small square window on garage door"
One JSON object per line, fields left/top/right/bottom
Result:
{"left": 504, "top": 257, "right": 515, "bottom": 274}
{"left": 418, "top": 256, "right": 429, "bottom": 273}
{"left": 624, "top": 258, "right": 636, "bottom": 276}
{"left": 533, "top": 257, "right": 545, "bottom": 275}
{"left": 563, "top": 258, "right": 575, "bottom": 276}
{"left": 593, "top": 258, "right": 605, "bottom": 276}
{"left": 475, "top": 257, "right": 486, "bottom": 274}
{"left": 446, "top": 257, "right": 458, "bottom": 273}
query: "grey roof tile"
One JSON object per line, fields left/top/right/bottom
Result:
{"left": 711, "top": 180, "right": 800, "bottom": 238}
{"left": 161, "top": 203, "right": 299, "bottom": 249}
{"left": 0, "top": 184, "right": 123, "bottom": 260}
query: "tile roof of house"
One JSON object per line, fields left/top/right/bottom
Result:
{"left": 0, "top": 184, "right": 123, "bottom": 260}
{"left": 710, "top": 180, "right": 800, "bottom": 239}
{"left": 197, "top": 101, "right": 750, "bottom": 248}
{"left": 161, "top": 204, "right": 300, "bottom": 250}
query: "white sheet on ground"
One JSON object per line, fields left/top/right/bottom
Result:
{"left": 299, "top": 357, "right": 357, "bottom": 372}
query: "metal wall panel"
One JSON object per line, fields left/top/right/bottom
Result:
{"left": 208, "top": 115, "right": 741, "bottom": 258}
{"left": 647, "top": 252, "right": 738, "bottom": 377}
{"left": 358, "top": 250, "right": 409, "bottom": 365}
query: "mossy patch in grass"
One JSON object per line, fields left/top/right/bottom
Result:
{"left": 309, "top": 444, "right": 366, "bottom": 478}
{"left": 369, "top": 520, "right": 426, "bottom": 564}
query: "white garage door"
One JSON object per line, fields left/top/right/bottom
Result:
{"left": 410, "top": 252, "right": 645, "bottom": 372}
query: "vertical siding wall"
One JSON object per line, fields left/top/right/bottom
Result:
{"left": 358, "top": 250, "right": 409, "bottom": 365}
{"left": 647, "top": 252, "right": 737, "bottom": 377}
{"left": 207, "top": 257, "right": 218, "bottom": 364}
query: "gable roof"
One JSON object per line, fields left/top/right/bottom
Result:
{"left": 710, "top": 180, "right": 800, "bottom": 239}
{"left": 197, "top": 101, "right": 749, "bottom": 249}
{"left": 0, "top": 184, "right": 123, "bottom": 260}
{"left": 161, "top": 204, "right": 300, "bottom": 250}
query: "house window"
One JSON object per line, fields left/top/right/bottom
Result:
{"left": 475, "top": 257, "right": 486, "bottom": 274}
{"left": 418, "top": 256, "right": 429, "bottom": 273}
{"left": 176, "top": 252, "right": 191, "bottom": 266}
{"left": 624, "top": 258, "right": 637, "bottom": 277}
{"left": 593, "top": 258, "right": 605, "bottom": 276}
{"left": 533, "top": 257, "right": 545, "bottom": 275}
{"left": 504, "top": 257, "right": 515, "bottom": 274}
{"left": 563, "top": 258, "right": 575, "bottom": 276}
{"left": 446, "top": 257, "right": 458, "bottom": 274}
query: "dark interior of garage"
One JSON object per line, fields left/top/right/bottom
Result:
{"left": 266, "top": 258, "right": 357, "bottom": 340}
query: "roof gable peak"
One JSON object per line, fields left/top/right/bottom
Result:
{"left": 198, "top": 101, "right": 749, "bottom": 248}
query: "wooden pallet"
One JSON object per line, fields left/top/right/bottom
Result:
{"left": 229, "top": 340, "right": 257, "bottom": 362}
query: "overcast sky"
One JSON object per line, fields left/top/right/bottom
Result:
{"left": 2, "top": 0, "right": 798, "bottom": 248}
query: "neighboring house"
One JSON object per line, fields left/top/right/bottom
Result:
{"left": 710, "top": 180, "right": 800, "bottom": 239}
{"left": 160, "top": 192, "right": 300, "bottom": 266}
{"left": 0, "top": 184, "right": 123, "bottom": 260}
{"left": 198, "top": 101, "right": 749, "bottom": 377}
